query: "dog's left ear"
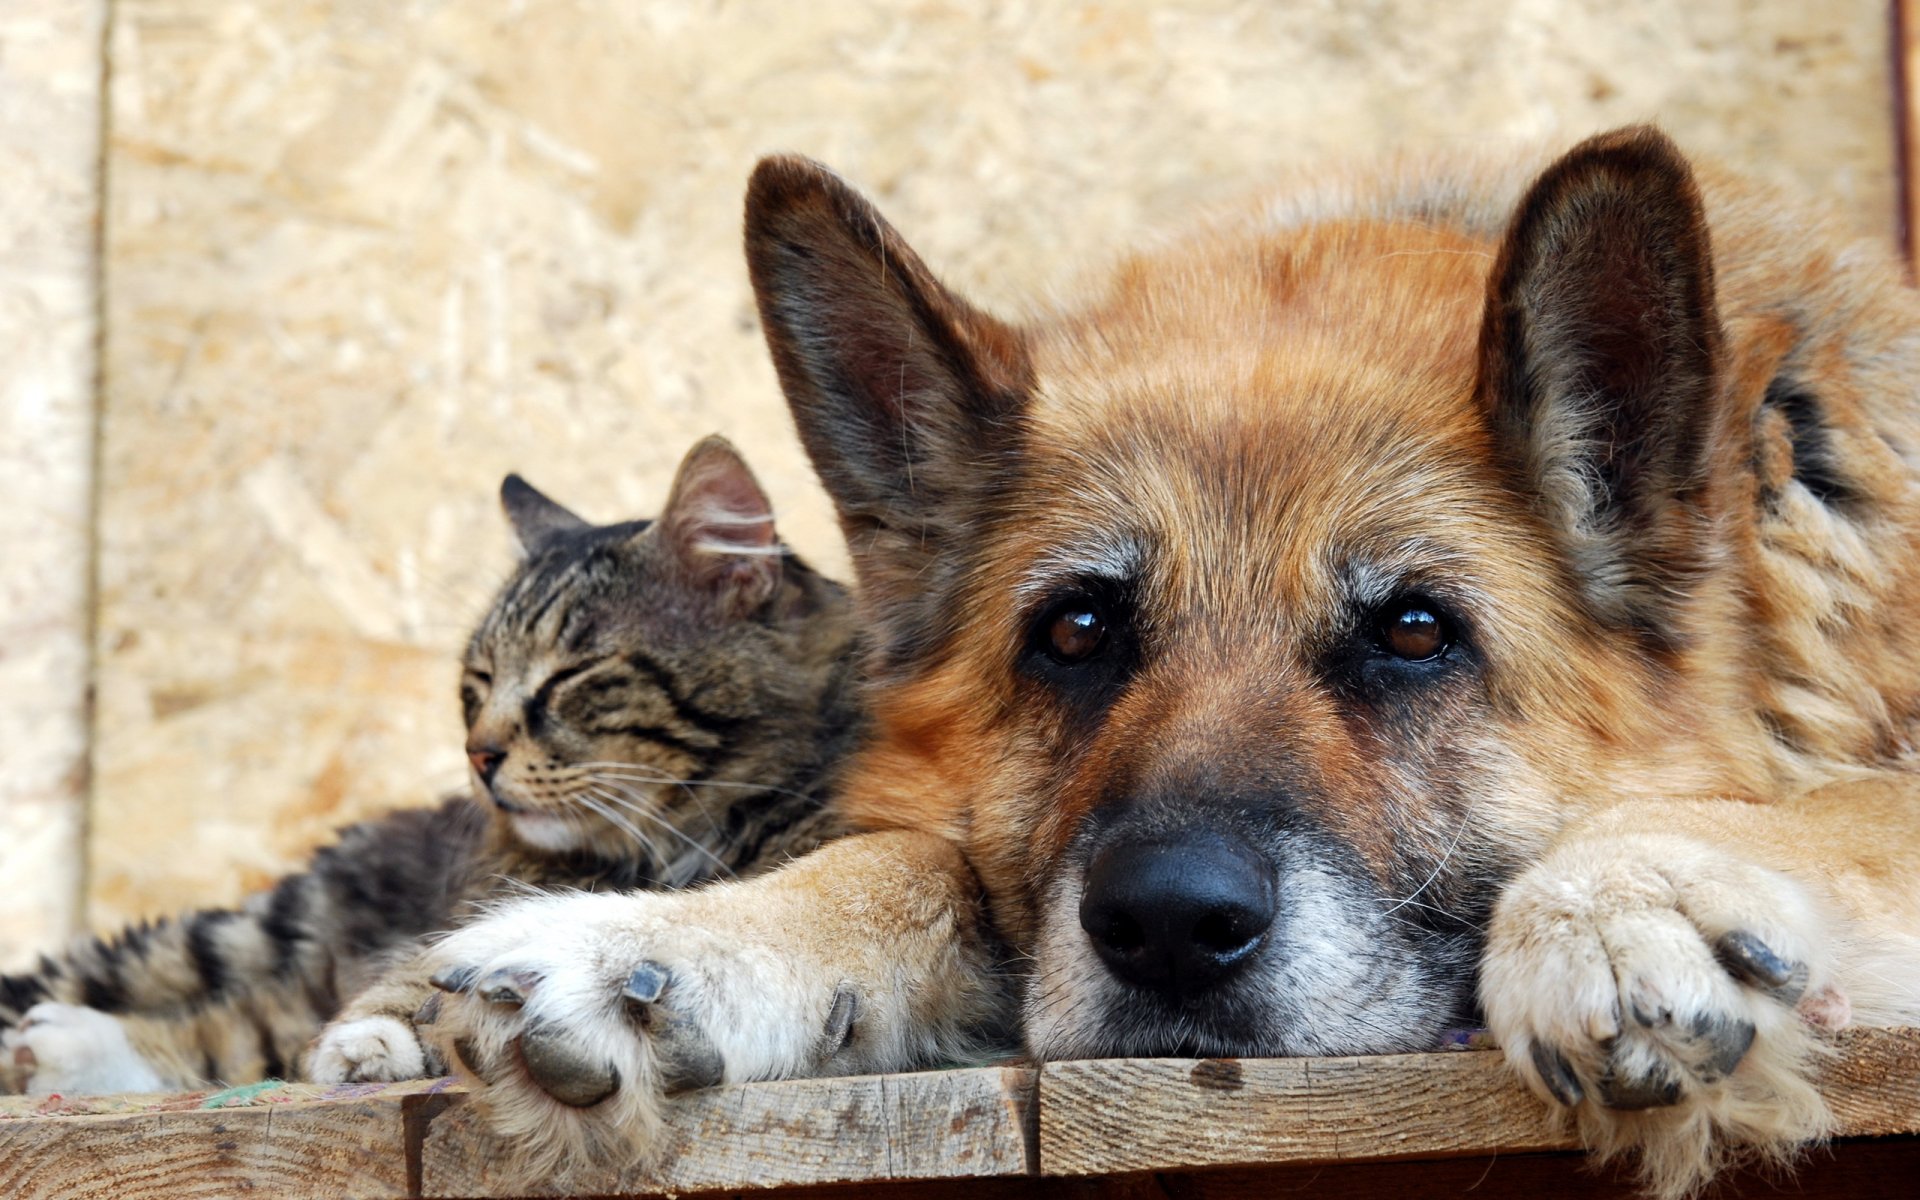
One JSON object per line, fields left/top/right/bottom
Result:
{"left": 745, "top": 156, "right": 1032, "bottom": 674}
{"left": 1479, "top": 125, "right": 1725, "bottom": 642}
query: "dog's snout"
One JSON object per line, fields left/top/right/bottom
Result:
{"left": 1079, "top": 830, "right": 1277, "bottom": 998}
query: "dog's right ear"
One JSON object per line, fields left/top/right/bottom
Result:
{"left": 500, "top": 474, "right": 589, "bottom": 553}
{"left": 745, "top": 156, "right": 1032, "bottom": 671}
{"left": 1478, "top": 126, "right": 1724, "bottom": 645}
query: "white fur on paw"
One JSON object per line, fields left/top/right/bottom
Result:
{"left": 307, "top": 1015, "right": 427, "bottom": 1084}
{"left": 423, "top": 890, "right": 853, "bottom": 1184}
{"left": 1482, "top": 833, "right": 1838, "bottom": 1199}
{"left": 1, "top": 1003, "right": 166, "bottom": 1095}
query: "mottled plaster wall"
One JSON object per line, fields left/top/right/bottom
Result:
{"left": 0, "top": 1, "right": 103, "bottom": 965}
{"left": 0, "top": 0, "right": 1895, "bottom": 939}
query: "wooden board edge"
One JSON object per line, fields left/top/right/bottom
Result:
{"left": 418, "top": 1065, "right": 1039, "bottom": 1198}
{"left": 1037, "top": 1027, "right": 1920, "bottom": 1177}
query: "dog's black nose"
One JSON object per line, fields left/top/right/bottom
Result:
{"left": 1079, "top": 830, "right": 1276, "bottom": 998}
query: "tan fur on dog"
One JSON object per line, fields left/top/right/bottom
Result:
{"left": 426, "top": 129, "right": 1920, "bottom": 1198}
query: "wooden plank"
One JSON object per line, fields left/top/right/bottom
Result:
{"left": 420, "top": 1065, "right": 1037, "bottom": 1198}
{"left": 1040, "top": 1050, "right": 1567, "bottom": 1175}
{"left": 1108, "top": 1139, "right": 1920, "bottom": 1200}
{"left": 1038, "top": 1027, "right": 1920, "bottom": 1176}
{"left": 0, "top": 1033, "right": 1912, "bottom": 1196}
{"left": 0, "top": 1085, "right": 431, "bottom": 1200}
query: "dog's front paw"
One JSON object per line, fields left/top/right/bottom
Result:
{"left": 1483, "top": 833, "right": 1841, "bottom": 1197}
{"left": 422, "top": 890, "right": 857, "bottom": 1181}
{"left": 307, "top": 1015, "right": 430, "bottom": 1084}
{"left": 0, "top": 1003, "right": 166, "bottom": 1095}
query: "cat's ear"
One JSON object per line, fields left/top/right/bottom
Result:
{"left": 745, "top": 155, "right": 1030, "bottom": 674}
{"left": 500, "top": 474, "right": 590, "bottom": 553}
{"left": 661, "top": 435, "right": 781, "bottom": 615}
{"left": 1478, "top": 125, "right": 1724, "bottom": 642}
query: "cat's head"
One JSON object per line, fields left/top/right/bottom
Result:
{"left": 461, "top": 436, "right": 850, "bottom": 858}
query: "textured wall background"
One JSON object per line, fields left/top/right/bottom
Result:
{"left": 0, "top": 0, "right": 104, "bottom": 962}
{"left": 0, "top": 1, "right": 1903, "bottom": 958}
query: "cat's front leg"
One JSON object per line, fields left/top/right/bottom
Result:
{"left": 307, "top": 942, "right": 445, "bottom": 1084}
{"left": 422, "top": 831, "right": 1011, "bottom": 1182}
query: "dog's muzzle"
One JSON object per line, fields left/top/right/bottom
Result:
{"left": 1078, "top": 828, "right": 1277, "bottom": 999}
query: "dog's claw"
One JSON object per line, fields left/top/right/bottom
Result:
{"left": 518, "top": 1024, "right": 620, "bottom": 1108}
{"left": 1596, "top": 1054, "right": 1683, "bottom": 1110}
{"left": 622, "top": 961, "right": 670, "bottom": 1007}
{"left": 413, "top": 992, "right": 443, "bottom": 1027}
{"left": 653, "top": 1010, "right": 725, "bottom": 1093}
{"left": 1530, "top": 1041, "right": 1584, "bottom": 1107}
{"left": 429, "top": 966, "right": 478, "bottom": 995}
{"left": 477, "top": 968, "right": 537, "bottom": 1007}
{"left": 1693, "top": 1012, "right": 1757, "bottom": 1080}
{"left": 1628, "top": 997, "right": 1672, "bottom": 1029}
{"left": 821, "top": 985, "right": 860, "bottom": 1055}
{"left": 1714, "top": 930, "right": 1801, "bottom": 994}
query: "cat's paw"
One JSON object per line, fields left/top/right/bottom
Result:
{"left": 0, "top": 1003, "right": 166, "bottom": 1095}
{"left": 1482, "top": 832, "right": 1841, "bottom": 1199}
{"left": 307, "top": 1015, "right": 429, "bottom": 1084}
{"left": 422, "top": 889, "right": 856, "bottom": 1181}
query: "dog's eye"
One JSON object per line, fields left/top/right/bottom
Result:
{"left": 1042, "top": 602, "right": 1109, "bottom": 664}
{"left": 1380, "top": 602, "right": 1449, "bottom": 661}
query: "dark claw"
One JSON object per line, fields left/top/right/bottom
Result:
{"left": 518, "top": 1024, "right": 620, "bottom": 1108}
{"left": 1596, "top": 1056, "right": 1684, "bottom": 1110}
{"left": 1629, "top": 997, "right": 1672, "bottom": 1029}
{"left": 429, "top": 966, "right": 479, "bottom": 994}
{"left": 1714, "top": 930, "right": 1799, "bottom": 994}
{"left": 1694, "top": 1013, "right": 1757, "bottom": 1079}
{"left": 413, "top": 992, "right": 444, "bottom": 1027}
{"left": 449, "top": 1037, "right": 504, "bottom": 1086}
{"left": 821, "top": 985, "right": 860, "bottom": 1057}
{"left": 652, "top": 1011, "right": 725, "bottom": 1093}
{"left": 1530, "top": 1041, "right": 1584, "bottom": 1107}
{"left": 622, "top": 961, "right": 670, "bottom": 1007}
{"left": 478, "top": 968, "right": 538, "bottom": 1007}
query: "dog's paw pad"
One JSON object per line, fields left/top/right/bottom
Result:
{"left": 518, "top": 1023, "right": 621, "bottom": 1108}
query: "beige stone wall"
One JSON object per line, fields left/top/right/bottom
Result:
{"left": 0, "top": 0, "right": 104, "bottom": 965}
{"left": 0, "top": 1, "right": 1901, "bottom": 946}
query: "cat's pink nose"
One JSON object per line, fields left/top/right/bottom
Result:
{"left": 467, "top": 744, "right": 506, "bottom": 784}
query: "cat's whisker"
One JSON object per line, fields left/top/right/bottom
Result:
{"left": 579, "top": 764, "right": 818, "bottom": 806}
{"left": 581, "top": 784, "right": 689, "bottom": 870}
{"left": 583, "top": 767, "right": 725, "bottom": 838}
{"left": 574, "top": 789, "right": 665, "bottom": 860}
{"left": 588, "top": 783, "right": 738, "bottom": 879}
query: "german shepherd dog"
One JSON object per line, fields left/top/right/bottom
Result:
{"left": 424, "top": 127, "right": 1920, "bottom": 1197}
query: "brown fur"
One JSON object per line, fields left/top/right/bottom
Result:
{"left": 423, "top": 129, "right": 1920, "bottom": 1198}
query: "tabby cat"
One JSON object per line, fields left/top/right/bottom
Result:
{"left": 0, "top": 437, "right": 859, "bottom": 1093}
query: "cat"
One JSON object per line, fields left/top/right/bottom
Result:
{"left": 0, "top": 436, "right": 860, "bottom": 1093}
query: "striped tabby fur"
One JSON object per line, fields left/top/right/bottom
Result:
{"left": 0, "top": 437, "right": 859, "bottom": 1092}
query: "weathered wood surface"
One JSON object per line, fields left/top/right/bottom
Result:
{"left": 1039, "top": 1026, "right": 1920, "bottom": 1176}
{"left": 0, "top": 1031, "right": 1916, "bottom": 1198}
{"left": 0, "top": 1080, "right": 440, "bottom": 1200}
{"left": 420, "top": 1066, "right": 1036, "bottom": 1197}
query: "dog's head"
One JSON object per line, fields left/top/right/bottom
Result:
{"left": 745, "top": 128, "right": 1757, "bottom": 1057}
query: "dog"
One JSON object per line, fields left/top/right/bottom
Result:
{"left": 422, "top": 126, "right": 1920, "bottom": 1197}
